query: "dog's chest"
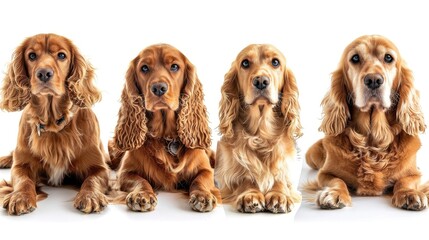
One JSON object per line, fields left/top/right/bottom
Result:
{"left": 30, "top": 129, "right": 81, "bottom": 186}
{"left": 353, "top": 148, "right": 398, "bottom": 195}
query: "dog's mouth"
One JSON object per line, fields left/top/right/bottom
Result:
{"left": 32, "top": 85, "right": 62, "bottom": 96}
{"left": 358, "top": 89, "right": 390, "bottom": 112}
{"left": 147, "top": 100, "right": 178, "bottom": 112}
{"left": 248, "top": 93, "right": 277, "bottom": 106}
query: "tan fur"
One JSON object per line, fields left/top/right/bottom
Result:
{"left": 109, "top": 44, "right": 220, "bottom": 212}
{"left": 216, "top": 44, "right": 302, "bottom": 213}
{"left": 304, "top": 35, "right": 428, "bottom": 210}
{"left": 0, "top": 34, "right": 109, "bottom": 215}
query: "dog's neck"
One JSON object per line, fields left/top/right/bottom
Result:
{"left": 147, "top": 109, "right": 178, "bottom": 140}
{"left": 28, "top": 94, "right": 77, "bottom": 135}
{"left": 348, "top": 106, "right": 400, "bottom": 150}
{"left": 239, "top": 102, "right": 283, "bottom": 140}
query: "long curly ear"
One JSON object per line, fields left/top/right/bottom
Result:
{"left": 178, "top": 60, "right": 211, "bottom": 148}
{"left": 319, "top": 68, "right": 350, "bottom": 135}
{"left": 281, "top": 67, "right": 302, "bottom": 139}
{"left": 0, "top": 41, "right": 31, "bottom": 111}
{"left": 113, "top": 59, "right": 148, "bottom": 151}
{"left": 218, "top": 63, "right": 240, "bottom": 139}
{"left": 396, "top": 64, "right": 426, "bottom": 135}
{"left": 67, "top": 42, "right": 101, "bottom": 108}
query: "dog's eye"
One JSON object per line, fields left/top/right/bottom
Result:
{"left": 241, "top": 59, "right": 250, "bottom": 69}
{"left": 28, "top": 52, "right": 37, "bottom": 61}
{"left": 141, "top": 65, "right": 150, "bottom": 73}
{"left": 170, "top": 64, "right": 179, "bottom": 72}
{"left": 272, "top": 58, "right": 280, "bottom": 67}
{"left": 57, "top": 52, "right": 66, "bottom": 60}
{"left": 350, "top": 54, "right": 360, "bottom": 64}
{"left": 384, "top": 54, "right": 394, "bottom": 63}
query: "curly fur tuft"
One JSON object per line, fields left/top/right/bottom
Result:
{"left": 113, "top": 60, "right": 148, "bottom": 151}
{"left": 178, "top": 62, "right": 211, "bottom": 148}
{"left": 67, "top": 45, "right": 101, "bottom": 108}
{"left": 0, "top": 41, "right": 31, "bottom": 111}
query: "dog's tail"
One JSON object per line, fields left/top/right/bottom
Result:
{"left": 301, "top": 180, "right": 322, "bottom": 203}
{"left": 419, "top": 180, "right": 429, "bottom": 198}
{"left": 0, "top": 153, "right": 13, "bottom": 168}
{"left": 206, "top": 148, "right": 216, "bottom": 169}
{"left": 106, "top": 179, "right": 127, "bottom": 204}
{"left": 107, "top": 140, "right": 125, "bottom": 171}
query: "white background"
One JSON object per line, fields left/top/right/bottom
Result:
{"left": 0, "top": 0, "right": 429, "bottom": 239}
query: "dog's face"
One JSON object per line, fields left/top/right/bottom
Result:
{"left": 23, "top": 34, "right": 72, "bottom": 97}
{"left": 344, "top": 36, "right": 399, "bottom": 112}
{"left": 235, "top": 44, "right": 286, "bottom": 106}
{"left": 134, "top": 45, "right": 187, "bottom": 112}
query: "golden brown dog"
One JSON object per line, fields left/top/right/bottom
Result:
{"left": 0, "top": 33, "right": 109, "bottom": 215}
{"left": 108, "top": 44, "right": 220, "bottom": 212}
{"left": 305, "top": 35, "right": 429, "bottom": 210}
{"left": 215, "top": 44, "right": 302, "bottom": 213}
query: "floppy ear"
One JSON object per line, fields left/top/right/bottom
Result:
{"left": 177, "top": 60, "right": 211, "bottom": 148}
{"left": 319, "top": 68, "right": 350, "bottom": 135}
{"left": 67, "top": 42, "right": 101, "bottom": 108}
{"left": 0, "top": 42, "right": 31, "bottom": 111}
{"left": 281, "top": 68, "right": 302, "bottom": 138}
{"left": 396, "top": 64, "right": 426, "bottom": 135}
{"left": 113, "top": 59, "right": 148, "bottom": 151}
{"left": 218, "top": 63, "right": 240, "bottom": 139}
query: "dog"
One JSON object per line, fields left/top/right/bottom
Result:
{"left": 108, "top": 44, "right": 221, "bottom": 212}
{"left": 0, "top": 33, "right": 109, "bottom": 215}
{"left": 215, "top": 44, "right": 302, "bottom": 213}
{"left": 304, "top": 35, "right": 429, "bottom": 210}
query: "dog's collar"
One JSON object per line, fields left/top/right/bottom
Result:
{"left": 165, "top": 138, "right": 182, "bottom": 156}
{"left": 36, "top": 105, "right": 78, "bottom": 136}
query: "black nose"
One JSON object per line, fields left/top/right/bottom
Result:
{"left": 253, "top": 76, "right": 270, "bottom": 90}
{"left": 364, "top": 74, "right": 384, "bottom": 90}
{"left": 151, "top": 82, "right": 168, "bottom": 97}
{"left": 36, "top": 68, "right": 54, "bottom": 83}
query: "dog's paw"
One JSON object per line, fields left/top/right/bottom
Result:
{"left": 265, "top": 191, "right": 295, "bottom": 213}
{"left": 74, "top": 190, "right": 108, "bottom": 213}
{"left": 392, "top": 189, "right": 428, "bottom": 211}
{"left": 126, "top": 191, "right": 157, "bottom": 212}
{"left": 316, "top": 187, "right": 351, "bottom": 209}
{"left": 189, "top": 190, "right": 217, "bottom": 212}
{"left": 2, "top": 191, "right": 37, "bottom": 215}
{"left": 236, "top": 191, "right": 265, "bottom": 213}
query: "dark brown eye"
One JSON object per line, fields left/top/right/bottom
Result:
{"left": 351, "top": 54, "right": 360, "bottom": 64}
{"left": 384, "top": 54, "right": 393, "bottom": 63}
{"left": 241, "top": 59, "right": 250, "bottom": 69}
{"left": 28, "top": 52, "right": 37, "bottom": 61}
{"left": 272, "top": 58, "right": 280, "bottom": 67}
{"left": 141, "top": 65, "right": 150, "bottom": 73}
{"left": 170, "top": 64, "right": 179, "bottom": 72}
{"left": 57, "top": 52, "right": 66, "bottom": 60}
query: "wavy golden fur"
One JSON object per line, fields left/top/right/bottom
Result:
{"left": 108, "top": 44, "right": 220, "bottom": 212}
{"left": 215, "top": 44, "right": 302, "bottom": 213}
{"left": 304, "top": 35, "right": 429, "bottom": 210}
{"left": 0, "top": 34, "right": 109, "bottom": 215}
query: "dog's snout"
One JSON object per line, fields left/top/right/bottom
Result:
{"left": 252, "top": 76, "right": 270, "bottom": 90}
{"left": 151, "top": 82, "right": 168, "bottom": 97}
{"left": 36, "top": 68, "right": 54, "bottom": 83}
{"left": 364, "top": 73, "right": 384, "bottom": 90}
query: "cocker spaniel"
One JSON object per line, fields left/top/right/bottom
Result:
{"left": 305, "top": 35, "right": 429, "bottom": 210}
{"left": 108, "top": 44, "right": 221, "bottom": 212}
{"left": 215, "top": 44, "right": 302, "bottom": 213}
{"left": 0, "top": 33, "right": 109, "bottom": 215}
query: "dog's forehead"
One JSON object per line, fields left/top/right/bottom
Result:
{"left": 140, "top": 46, "right": 184, "bottom": 63}
{"left": 238, "top": 44, "right": 284, "bottom": 62}
{"left": 348, "top": 37, "right": 398, "bottom": 58}
{"left": 26, "top": 35, "right": 70, "bottom": 53}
